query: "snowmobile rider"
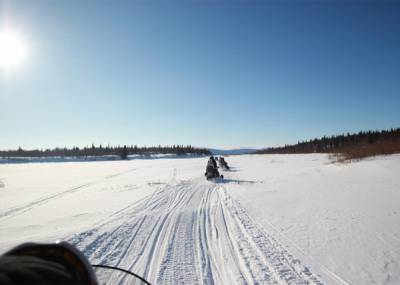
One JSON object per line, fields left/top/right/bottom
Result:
{"left": 218, "top": 157, "right": 230, "bottom": 170}
{"left": 208, "top": 156, "right": 217, "bottom": 168}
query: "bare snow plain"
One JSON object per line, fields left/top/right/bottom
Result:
{"left": 0, "top": 154, "right": 399, "bottom": 284}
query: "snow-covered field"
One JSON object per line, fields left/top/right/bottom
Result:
{"left": 0, "top": 154, "right": 399, "bottom": 284}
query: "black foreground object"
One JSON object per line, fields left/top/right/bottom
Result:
{"left": 0, "top": 242, "right": 98, "bottom": 285}
{"left": 0, "top": 242, "right": 152, "bottom": 285}
{"left": 0, "top": 255, "right": 77, "bottom": 284}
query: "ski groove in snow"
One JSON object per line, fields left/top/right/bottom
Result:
{"left": 69, "top": 179, "right": 322, "bottom": 284}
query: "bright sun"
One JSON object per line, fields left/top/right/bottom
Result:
{"left": 0, "top": 29, "right": 28, "bottom": 70}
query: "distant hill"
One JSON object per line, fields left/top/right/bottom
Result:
{"left": 210, "top": 148, "right": 258, "bottom": 155}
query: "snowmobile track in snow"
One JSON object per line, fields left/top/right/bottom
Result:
{"left": 69, "top": 179, "right": 323, "bottom": 284}
{"left": 0, "top": 168, "right": 138, "bottom": 221}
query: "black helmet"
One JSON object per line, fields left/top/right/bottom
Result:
{"left": 0, "top": 241, "right": 98, "bottom": 284}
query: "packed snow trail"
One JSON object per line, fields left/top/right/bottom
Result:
{"left": 69, "top": 178, "right": 322, "bottom": 285}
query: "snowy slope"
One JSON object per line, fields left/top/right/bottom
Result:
{"left": 0, "top": 154, "right": 399, "bottom": 284}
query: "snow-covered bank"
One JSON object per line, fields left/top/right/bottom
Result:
{"left": 227, "top": 154, "right": 400, "bottom": 284}
{"left": 0, "top": 154, "right": 399, "bottom": 284}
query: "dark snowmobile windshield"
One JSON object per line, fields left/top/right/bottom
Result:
{"left": 93, "top": 265, "right": 150, "bottom": 285}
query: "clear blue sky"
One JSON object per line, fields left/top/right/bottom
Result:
{"left": 1, "top": 0, "right": 399, "bottom": 149}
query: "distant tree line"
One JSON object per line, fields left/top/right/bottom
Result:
{"left": 0, "top": 144, "right": 211, "bottom": 159}
{"left": 256, "top": 128, "right": 400, "bottom": 154}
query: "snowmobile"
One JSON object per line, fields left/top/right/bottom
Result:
{"left": 205, "top": 156, "right": 223, "bottom": 180}
{"left": 0, "top": 241, "right": 151, "bottom": 285}
{"left": 218, "top": 157, "right": 230, "bottom": 170}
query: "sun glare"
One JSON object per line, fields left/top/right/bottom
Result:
{"left": 0, "top": 29, "right": 28, "bottom": 71}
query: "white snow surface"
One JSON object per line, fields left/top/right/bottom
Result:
{"left": 0, "top": 154, "right": 399, "bottom": 284}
